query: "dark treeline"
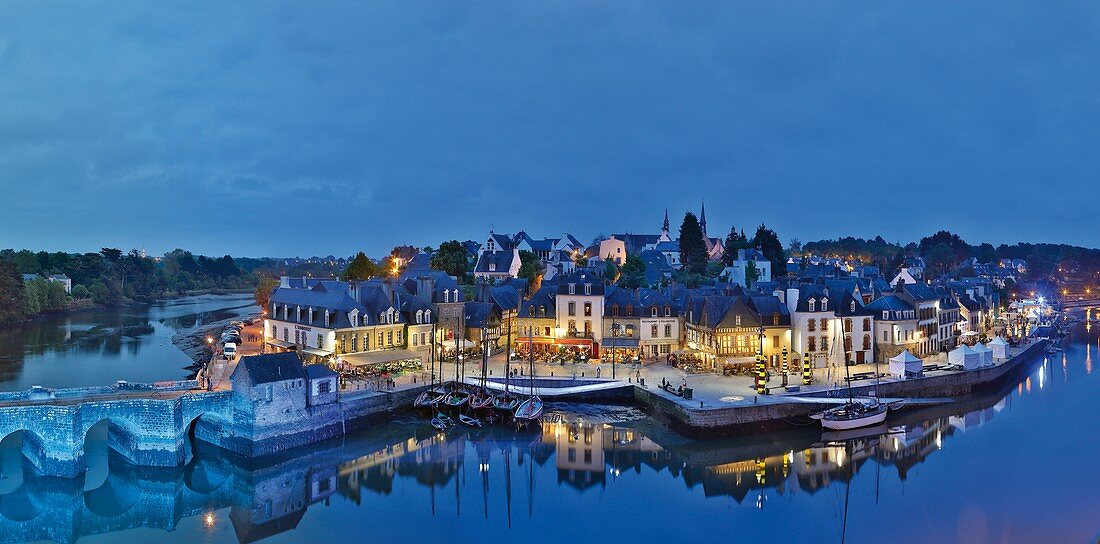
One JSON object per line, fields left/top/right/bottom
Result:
{"left": 803, "top": 231, "right": 1100, "bottom": 279}
{"left": 0, "top": 248, "right": 261, "bottom": 325}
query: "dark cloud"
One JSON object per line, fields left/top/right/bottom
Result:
{"left": 2, "top": 1, "right": 1099, "bottom": 256}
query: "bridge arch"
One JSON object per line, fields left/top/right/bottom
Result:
{"left": 79, "top": 415, "right": 144, "bottom": 468}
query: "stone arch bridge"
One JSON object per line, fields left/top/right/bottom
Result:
{"left": 0, "top": 381, "right": 234, "bottom": 478}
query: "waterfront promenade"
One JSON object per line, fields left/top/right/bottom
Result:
{"left": 0, "top": 327, "right": 1047, "bottom": 478}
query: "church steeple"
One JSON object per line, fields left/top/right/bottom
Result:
{"left": 699, "top": 200, "right": 708, "bottom": 237}
{"left": 658, "top": 208, "right": 672, "bottom": 242}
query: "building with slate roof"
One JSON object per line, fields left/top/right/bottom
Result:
{"left": 784, "top": 281, "right": 876, "bottom": 368}
{"left": 683, "top": 292, "right": 791, "bottom": 371}
{"left": 866, "top": 294, "right": 919, "bottom": 363}
{"left": 265, "top": 277, "right": 410, "bottom": 363}
{"left": 723, "top": 248, "right": 772, "bottom": 288}
{"left": 894, "top": 282, "right": 940, "bottom": 355}
{"left": 473, "top": 249, "right": 521, "bottom": 280}
{"left": 518, "top": 285, "right": 557, "bottom": 348}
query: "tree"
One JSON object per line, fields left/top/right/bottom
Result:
{"left": 618, "top": 253, "right": 647, "bottom": 288}
{"left": 788, "top": 238, "right": 802, "bottom": 256}
{"left": 254, "top": 277, "right": 280, "bottom": 311}
{"left": 71, "top": 284, "right": 90, "bottom": 299}
{"left": 602, "top": 258, "right": 619, "bottom": 281}
{"left": 100, "top": 248, "right": 123, "bottom": 263}
{"left": 0, "top": 260, "right": 26, "bottom": 325}
{"left": 518, "top": 250, "right": 542, "bottom": 284}
{"left": 972, "top": 242, "right": 997, "bottom": 263}
{"left": 928, "top": 243, "right": 956, "bottom": 277}
{"left": 679, "top": 212, "right": 709, "bottom": 274}
{"left": 722, "top": 226, "right": 750, "bottom": 266}
{"left": 343, "top": 252, "right": 379, "bottom": 281}
{"left": 918, "top": 230, "right": 969, "bottom": 263}
{"left": 430, "top": 241, "right": 470, "bottom": 278}
{"left": 745, "top": 260, "right": 760, "bottom": 286}
{"left": 752, "top": 224, "right": 786, "bottom": 275}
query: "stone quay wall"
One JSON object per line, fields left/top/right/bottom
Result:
{"left": 635, "top": 339, "right": 1049, "bottom": 436}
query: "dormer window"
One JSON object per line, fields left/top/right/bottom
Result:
{"left": 569, "top": 284, "right": 576, "bottom": 295}
{"left": 444, "top": 290, "right": 450, "bottom": 303}
{"left": 425, "top": 309, "right": 431, "bottom": 322}
{"left": 735, "top": 315, "right": 742, "bottom": 326}
{"left": 821, "top": 298, "right": 828, "bottom": 311}
{"left": 324, "top": 309, "right": 330, "bottom": 327}
{"left": 626, "top": 305, "right": 633, "bottom": 316}
{"left": 665, "top": 306, "right": 671, "bottom": 317}
{"left": 808, "top": 299, "right": 815, "bottom": 312}
{"left": 584, "top": 284, "right": 591, "bottom": 295}
{"left": 296, "top": 306, "right": 301, "bottom": 322}
{"left": 453, "top": 289, "right": 459, "bottom": 301}
{"left": 489, "top": 263, "right": 496, "bottom": 272}
{"left": 528, "top": 306, "right": 534, "bottom": 316}
{"left": 651, "top": 307, "right": 658, "bottom": 317}
{"left": 883, "top": 311, "right": 889, "bottom": 320}
{"left": 851, "top": 301, "right": 856, "bottom": 312}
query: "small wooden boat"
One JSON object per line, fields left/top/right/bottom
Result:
{"left": 431, "top": 413, "right": 454, "bottom": 431}
{"left": 493, "top": 394, "right": 519, "bottom": 412}
{"left": 514, "top": 396, "right": 544, "bottom": 424}
{"left": 414, "top": 390, "right": 443, "bottom": 408}
{"left": 444, "top": 390, "right": 471, "bottom": 407}
{"left": 458, "top": 414, "right": 482, "bottom": 427}
{"left": 468, "top": 392, "right": 494, "bottom": 410}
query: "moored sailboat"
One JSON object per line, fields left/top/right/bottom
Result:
{"left": 814, "top": 308, "right": 888, "bottom": 431}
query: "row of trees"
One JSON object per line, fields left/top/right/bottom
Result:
{"left": 0, "top": 248, "right": 258, "bottom": 324}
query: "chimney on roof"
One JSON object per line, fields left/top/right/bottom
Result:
{"left": 477, "top": 281, "right": 491, "bottom": 303}
{"left": 416, "top": 275, "right": 433, "bottom": 305}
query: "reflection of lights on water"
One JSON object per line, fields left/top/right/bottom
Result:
{"left": 935, "top": 431, "right": 942, "bottom": 450}
{"left": 204, "top": 513, "right": 215, "bottom": 527}
{"left": 1039, "top": 366, "right": 1045, "bottom": 390}
{"left": 1026, "top": 377, "right": 1031, "bottom": 393}
{"left": 479, "top": 462, "right": 490, "bottom": 473}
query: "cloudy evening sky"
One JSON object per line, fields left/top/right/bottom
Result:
{"left": 3, "top": 1, "right": 1100, "bottom": 257}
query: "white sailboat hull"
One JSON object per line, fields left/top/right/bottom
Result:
{"left": 820, "top": 406, "right": 888, "bottom": 430}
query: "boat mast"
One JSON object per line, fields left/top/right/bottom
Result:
{"left": 454, "top": 326, "right": 460, "bottom": 390}
{"left": 529, "top": 320, "right": 535, "bottom": 397}
{"left": 481, "top": 324, "right": 488, "bottom": 392}
{"left": 837, "top": 314, "right": 853, "bottom": 405}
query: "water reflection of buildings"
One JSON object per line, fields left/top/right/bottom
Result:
{"left": 0, "top": 397, "right": 1015, "bottom": 544}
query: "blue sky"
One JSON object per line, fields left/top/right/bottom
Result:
{"left": 2, "top": 2, "right": 1099, "bottom": 257}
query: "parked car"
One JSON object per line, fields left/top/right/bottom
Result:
{"left": 223, "top": 342, "right": 237, "bottom": 359}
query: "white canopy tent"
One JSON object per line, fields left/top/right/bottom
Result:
{"left": 889, "top": 350, "right": 924, "bottom": 379}
{"left": 988, "top": 336, "right": 1009, "bottom": 360}
{"left": 972, "top": 343, "right": 994, "bottom": 367}
{"left": 949, "top": 344, "right": 981, "bottom": 370}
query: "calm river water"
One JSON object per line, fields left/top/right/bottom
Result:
{"left": 1, "top": 304, "right": 1098, "bottom": 543}
{"left": 0, "top": 294, "right": 257, "bottom": 391}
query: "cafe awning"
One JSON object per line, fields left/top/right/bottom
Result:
{"left": 438, "top": 339, "right": 475, "bottom": 349}
{"left": 302, "top": 347, "right": 333, "bottom": 357}
{"left": 516, "top": 337, "right": 557, "bottom": 344}
{"left": 341, "top": 349, "right": 422, "bottom": 367}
